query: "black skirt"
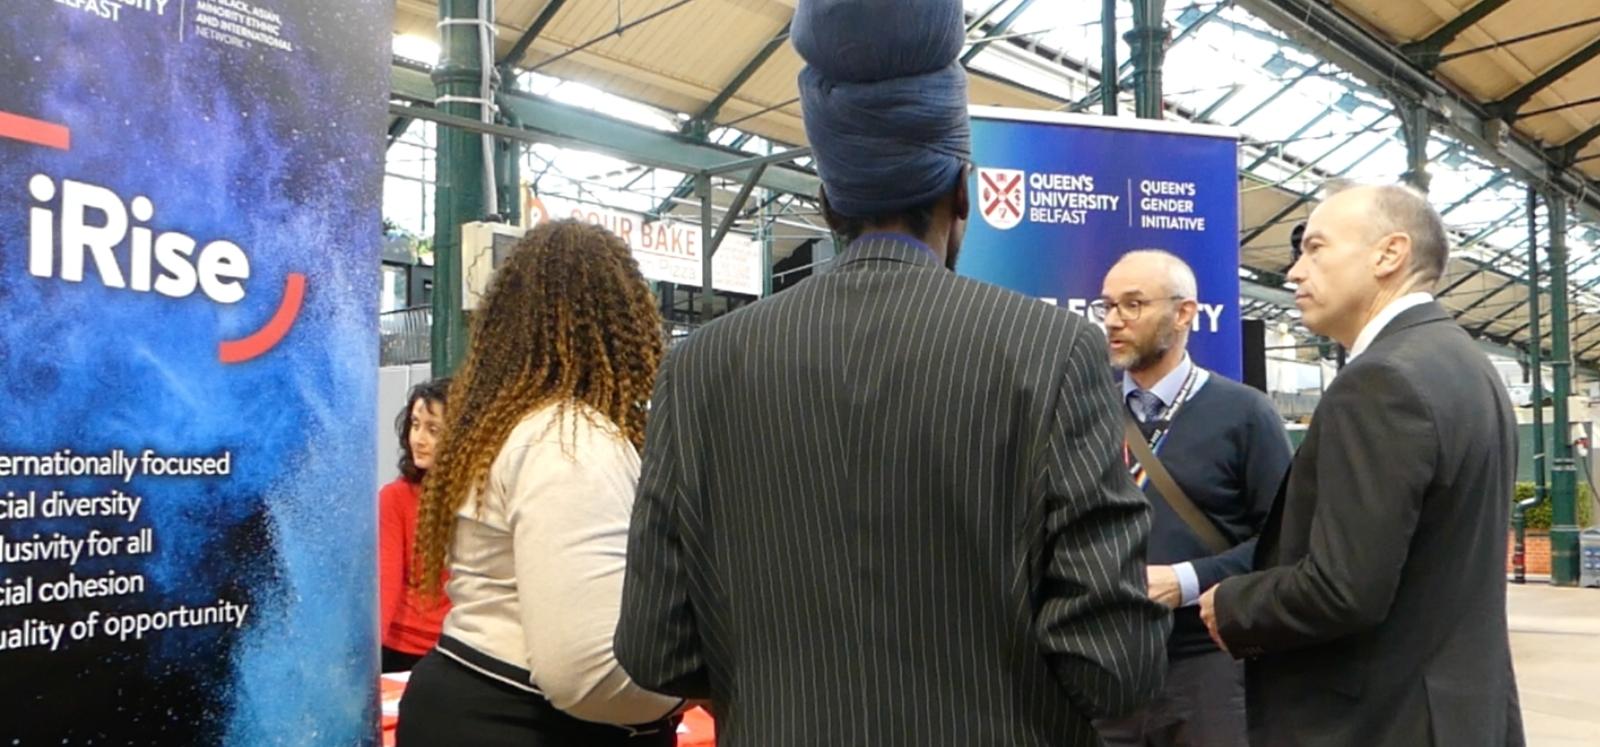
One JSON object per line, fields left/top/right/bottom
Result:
{"left": 396, "top": 641, "right": 678, "bottom": 747}
{"left": 381, "top": 646, "right": 426, "bottom": 673}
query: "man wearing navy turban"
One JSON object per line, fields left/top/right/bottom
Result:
{"left": 792, "top": 0, "right": 974, "bottom": 260}
{"left": 616, "top": 2, "right": 1171, "bottom": 744}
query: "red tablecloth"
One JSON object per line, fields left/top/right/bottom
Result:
{"left": 677, "top": 705, "right": 717, "bottom": 746}
{"left": 380, "top": 673, "right": 407, "bottom": 746}
{"left": 378, "top": 673, "right": 716, "bottom": 746}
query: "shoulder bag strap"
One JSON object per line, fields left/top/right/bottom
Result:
{"left": 1123, "top": 416, "right": 1232, "bottom": 555}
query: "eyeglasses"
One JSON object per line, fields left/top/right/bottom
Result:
{"left": 1087, "top": 296, "right": 1185, "bottom": 322}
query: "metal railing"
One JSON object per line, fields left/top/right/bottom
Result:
{"left": 381, "top": 307, "right": 432, "bottom": 366}
{"left": 382, "top": 308, "right": 701, "bottom": 367}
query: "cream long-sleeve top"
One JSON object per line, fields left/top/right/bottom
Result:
{"left": 438, "top": 402, "right": 681, "bottom": 726}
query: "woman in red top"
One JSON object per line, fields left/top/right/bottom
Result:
{"left": 380, "top": 378, "right": 452, "bottom": 672}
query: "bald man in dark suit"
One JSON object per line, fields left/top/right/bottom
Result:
{"left": 1201, "top": 182, "right": 1524, "bottom": 747}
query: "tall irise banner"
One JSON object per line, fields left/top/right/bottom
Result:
{"left": 958, "top": 107, "right": 1243, "bottom": 379}
{"left": 0, "top": 1, "right": 393, "bottom": 742}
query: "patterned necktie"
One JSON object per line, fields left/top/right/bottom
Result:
{"left": 1128, "top": 389, "right": 1164, "bottom": 424}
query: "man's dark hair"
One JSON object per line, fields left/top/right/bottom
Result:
{"left": 825, "top": 195, "right": 941, "bottom": 245}
{"left": 396, "top": 377, "right": 450, "bottom": 482}
{"left": 822, "top": 164, "right": 967, "bottom": 245}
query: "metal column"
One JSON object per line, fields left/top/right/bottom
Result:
{"left": 760, "top": 144, "right": 775, "bottom": 298}
{"left": 430, "top": 0, "right": 495, "bottom": 376}
{"left": 1514, "top": 185, "right": 1545, "bottom": 583}
{"left": 1547, "top": 193, "right": 1580, "bottom": 585}
{"left": 698, "top": 173, "right": 716, "bottom": 324}
{"left": 1126, "top": 0, "right": 1168, "bottom": 119}
{"left": 496, "top": 124, "right": 522, "bottom": 227}
{"left": 1102, "top": 0, "right": 1119, "bottom": 115}
{"left": 1398, "top": 104, "right": 1432, "bottom": 192}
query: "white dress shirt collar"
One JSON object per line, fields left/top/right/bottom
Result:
{"left": 1349, "top": 292, "right": 1434, "bottom": 360}
{"left": 1123, "top": 352, "right": 1195, "bottom": 406}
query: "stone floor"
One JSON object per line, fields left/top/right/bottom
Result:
{"left": 1508, "top": 582, "right": 1600, "bottom": 746}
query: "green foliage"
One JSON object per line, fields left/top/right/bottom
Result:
{"left": 1512, "top": 481, "right": 1595, "bottom": 530}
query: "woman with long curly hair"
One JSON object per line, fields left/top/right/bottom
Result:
{"left": 396, "top": 220, "right": 679, "bottom": 746}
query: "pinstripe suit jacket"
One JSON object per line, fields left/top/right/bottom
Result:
{"left": 616, "top": 235, "right": 1170, "bottom": 746}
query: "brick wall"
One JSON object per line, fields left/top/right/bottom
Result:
{"left": 1506, "top": 532, "right": 1551, "bottom": 576}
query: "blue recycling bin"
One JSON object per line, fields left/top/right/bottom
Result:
{"left": 1582, "top": 528, "right": 1600, "bottom": 588}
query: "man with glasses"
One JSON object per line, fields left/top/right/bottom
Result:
{"left": 1093, "top": 250, "right": 1291, "bottom": 747}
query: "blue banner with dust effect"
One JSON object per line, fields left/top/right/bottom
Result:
{"left": 0, "top": 0, "right": 391, "bottom": 742}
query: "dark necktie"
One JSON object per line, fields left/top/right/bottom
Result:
{"left": 1128, "top": 389, "right": 1163, "bottom": 423}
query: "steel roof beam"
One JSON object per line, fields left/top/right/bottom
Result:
{"left": 1571, "top": 317, "right": 1600, "bottom": 356}
{"left": 962, "top": 0, "right": 1038, "bottom": 65}
{"left": 650, "top": 132, "right": 753, "bottom": 219}
{"left": 1470, "top": 290, "right": 1532, "bottom": 333}
{"left": 1237, "top": 117, "right": 1393, "bottom": 248}
{"left": 1439, "top": 16, "right": 1600, "bottom": 66}
{"left": 1401, "top": 0, "right": 1513, "bottom": 70}
{"left": 1437, "top": 239, "right": 1532, "bottom": 299}
{"left": 1457, "top": 270, "right": 1528, "bottom": 320}
{"left": 1071, "top": 1, "right": 1228, "bottom": 112}
{"left": 392, "top": 63, "right": 820, "bottom": 197}
{"left": 502, "top": 0, "right": 570, "bottom": 69}
{"left": 1441, "top": 172, "right": 1509, "bottom": 215}
{"left": 1233, "top": 0, "right": 1600, "bottom": 229}
{"left": 1517, "top": 93, "right": 1600, "bottom": 121}
{"left": 1556, "top": 120, "right": 1600, "bottom": 165}
{"left": 1491, "top": 36, "right": 1600, "bottom": 119}
{"left": 695, "top": 22, "right": 792, "bottom": 130}
{"left": 387, "top": 117, "right": 414, "bottom": 150}
{"left": 1229, "top": 64, "right": 1322, "bottom": 128}
{"left": 1244, "top": 109, "right": 1334, "bottom": 172}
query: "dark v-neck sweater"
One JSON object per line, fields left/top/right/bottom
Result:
{"left": 1131, "top": 373, "right": 1292, "bottom": 658}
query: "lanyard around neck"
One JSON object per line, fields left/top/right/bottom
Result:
{"left": 1125, "top": 364, "right": 1201, "bottom": 467}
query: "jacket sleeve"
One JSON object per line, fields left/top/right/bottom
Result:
{"left": 1215, "top": 361, "right": 1434, "bottom": 655}
{"left": 1189, "top": 393, "right": 1292, "bottom": 591}
{"left": 1032, "top": 324, "right": 1172, "bottom": 719}
{"left": 614, "top": 351, "right": 712, "bottom": 698}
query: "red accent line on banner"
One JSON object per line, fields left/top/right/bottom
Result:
{"left": 218, "top": 273, "right": 307, "bottom": 364}
{"left": 0, "top": 111, "right": 71, "bottom": 150}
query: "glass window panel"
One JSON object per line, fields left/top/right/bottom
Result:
{"left": 386, "top": 142, "right": 427, "bottom": 182}
{"left": 1337, "top": 140, "right": 1407, "bottom": 182}
{"left": 1309, "top": 125, "right": 1389, "bottom": 174}
{"left": 381, "top": 265, "right": 409, "bottom": 313}
{"left": 967, "top": 47, "right": 1079, "bottom": 101}
{"left": 383, "top": 175, "right": 426, "bottom": 237}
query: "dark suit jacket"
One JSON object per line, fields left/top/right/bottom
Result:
{"left": 615, "top": 235, "right": 1171, "bottom": 746}
{"left": 1215, "top": 302, "right": 1524, "bottom": 747}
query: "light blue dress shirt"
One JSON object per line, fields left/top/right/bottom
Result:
{"left": 1123, "top": 354, "right": 1210, "bottom": 607}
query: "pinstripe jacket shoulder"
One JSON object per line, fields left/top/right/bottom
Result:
{"left": 616, "top": 235, "right": 1171, "bottom": 746}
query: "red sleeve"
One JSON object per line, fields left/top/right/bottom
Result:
{"left": 378, "top": 480, "right": 409, "bottom": 640}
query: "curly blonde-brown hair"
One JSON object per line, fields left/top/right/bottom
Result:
{"left": 412, "top": 219, "right": 664, "bottom": 596}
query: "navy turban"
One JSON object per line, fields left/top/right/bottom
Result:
{"left": 793, "top": 0, "right": 972, "bottom": 218}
